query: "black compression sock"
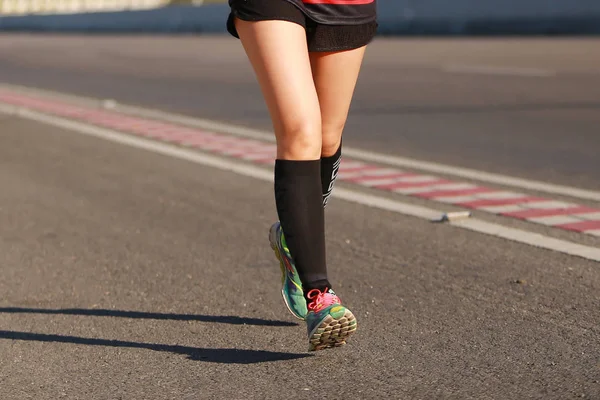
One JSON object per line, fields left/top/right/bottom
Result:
{"left": 274, "top": 159, "right": 331, "bottom": 295}
{"left": 321, "top": 142, "right": 342, "bottom": 208}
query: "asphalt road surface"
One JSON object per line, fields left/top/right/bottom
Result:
{"left": 0, "top": 34, "right": 599, "bottom": 399}
{"left": 0, "top": 35, "right": 599, "bottom": 190}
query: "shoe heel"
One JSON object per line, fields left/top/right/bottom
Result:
{"left": 308, "top": 309, "right": 357, "bottom": 352}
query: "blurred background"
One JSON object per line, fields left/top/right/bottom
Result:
{"left": 0, "top": 0, "right": 599, "bottom": 34}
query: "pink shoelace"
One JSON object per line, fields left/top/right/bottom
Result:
{"left": 307, "top": 288, "right": 340, "bottom": 313}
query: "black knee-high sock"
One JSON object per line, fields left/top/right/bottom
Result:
{"left": 321, "top": 142, "right": 342, "bottom": 208}
{"left": 274, "top": 159, "right": 331, "bottom": 299}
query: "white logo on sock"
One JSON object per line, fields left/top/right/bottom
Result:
{"left": 323, "top": 157, "right": 342, "bottom": 207}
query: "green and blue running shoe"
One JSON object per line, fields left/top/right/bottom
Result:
{"left": 305, "top": 288, "right": 357, "bottom": 352}
{"left": 269, "top": 222, "right": 308, "bottom": 320}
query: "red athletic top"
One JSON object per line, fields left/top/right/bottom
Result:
{"left": 290, "top": 0, "right": 377, "bottom": 25}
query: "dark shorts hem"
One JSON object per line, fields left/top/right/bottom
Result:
{"left": 227, "top": 0, "right": 377, "bottom": 52}
{"left": 227, "top": 12, "right": 306, "bottom": 39}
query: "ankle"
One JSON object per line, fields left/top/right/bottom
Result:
{"left": 303, "top": 279, "right": 333, "bottom": 304}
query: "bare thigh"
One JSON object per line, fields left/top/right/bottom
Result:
{"left": 309, "top": 46, "right": 367, "bottom": 157}
{"left": 235, "top": 18, "right": 322, "bottom": 160}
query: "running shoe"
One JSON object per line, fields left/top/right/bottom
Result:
{"left": 269, "top": 222, "right": 307, "bottom": 320}
{"left": 305, "top": 288, "right": 357, "bottom": 351}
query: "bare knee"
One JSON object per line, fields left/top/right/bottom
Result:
{"left": 321, "top": 120, "right": 345, "bottom": 157}
{"left": 275, "top": 119, "right": 322, "bottom": 160}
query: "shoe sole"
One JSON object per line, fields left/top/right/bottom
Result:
{"left": 269, "top": 225, "right": 305, "bottom": 321}
{"left": 308, "top": 308, "right": 357, "bottom": 352}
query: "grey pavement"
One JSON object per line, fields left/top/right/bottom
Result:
{"left": 0, "top": 35, "right": 600, "bottom": 399}
{"left": 1, "top": 110, "right": 599, "bottom": 399}
{"left": 0, "top": 35, "right": 598, "bottom": 189}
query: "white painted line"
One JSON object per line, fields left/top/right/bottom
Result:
{"left": 201, "top": 141, "right": 246, "bottom": 151}
{"left": 0, "top": 103, "right": 18, "bottom": 113}
{"left": 573, "top": 212, "right": 600, "bottom": 221}
{"left": 523, "top": 201, "right": 576, "bottom": 210}
{"left": 393, "top": 186, "right": 447, "bottom": 195}
{"left": 528, "top": 215, "right": 582, "bottom": 226}
{"left": 350, "top": 172, "right": 413, "bottom": 183}
{"left": 395, "top": 175, "right": 439, "bottom": 183}
{"left": 1, "top": 104, "right": 599, "bottom": 263}
{"left": 474, "top": 191, "right": 528, "bottom": 200}
{"left": 358, "top": 168, "right": 404, "bottom": 177}
{"left": 241, "top": 153, "right": 277, "bottom": 161}
{"left": 339, "top": 149, "right": 600, "bottom": 203}
{"left": 337, "top": 171, "right": 369, "bottom": 180}
{"left": 340, "top": 161, "right": 367, "bottom": 169}
{"left": 587, "top": 230, "right": 600, "bottom": 237}
{"left": 421, "top": 183, "right": 479, "bottom": 195}
{"left": 0, "top": 104, "right": 273, "bottom": 186}
{"left": 451, "top": 219, "right": 600, "bottom": 262}
{"left": 358, "top": 177, "right": 405, "bottom": 187}
{"left": 3, "top": 83, "right": 600, "bottom": 203}
{"left": 224, "top": 148, "right": 276, "bottom": 157}
{"left": 414, "top": 182, "right": 476, "bottom": 193}
{"left": 442, "top": 64, "right": 556, "bottom": 78}
{"left": 477, "top": 205, "right": 527, "bottom": 214}
{"left": 435, "top": 195, "right": 480, "bottom": 204}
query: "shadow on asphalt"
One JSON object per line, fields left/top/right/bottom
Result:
{"left": 0, "top": 307, "right": 297, "bottom": 327}
{"left": 0, "top": 330, "right": 311, "bottom": 364}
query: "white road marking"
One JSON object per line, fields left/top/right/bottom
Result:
{"left": 393, "top": 186, "right": 447, "bottom": 195}
{"left": 2, "top": 104, "right": 599, "bottom": 263}
{"left": 575, "top": 212, "right": 600, "bottom": 221}
{"left": 337, "top": 171, "right": 368, "bottom": 179}
{"left": 2, "top": 83, "right": 600, "bottom": 203}
{"left": 357, "top": 168, "right": 402, "bottom": 177}
{"left": 442, "top": 64, "right": 556, "bottom": 78}
{"left": 477, "top": 205, "right": 526, "bottom": 214}
{"left": 475, "top": 191, "right": 529, "bottom": 200}
{"left": 529, "top": 215, "right": 583, "bottom": 226}
{"left": 358, "top": 177, "right": 405, "bottom": 187}
{"left": 423, "top": 183, "right": 480, "bottom": 195}
{"left": 452, "top": 219, "right": 600, "bottom": 261}
{"left": 436, "top": 195, "right": 480, "bottom": 204}
{"left": 340, "top": 151, "right": 600, "bottom": 203}
{"left": 395, "top": 175, "right": 439, "bottom": 183}
{"left": 522, "top": 201, "right": 576, "bottom": 210}
{"left": 340, "top": 161, "right": 368, "bottom": 168}
{"left": 241, "top": 152, "right": 276, "bottom": 161}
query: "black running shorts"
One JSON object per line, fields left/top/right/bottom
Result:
{"left": 227, "top": 0, "right": 378, "bottom": 52}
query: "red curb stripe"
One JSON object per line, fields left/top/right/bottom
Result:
{"left": 457, "top": 197, "right": 548, "bottom": 208}
{"left": 3, "top": 90, "right": 600, "bottom": 238}
{"left": 557, "top": 220, "right": 600, "bottom": 232}
{"left": 344, "top": 172, "right": 417, "bottom": 183}
{"left": 416, "top": 187, "right": 496, "bottom": 199}
{"left": 180, "top": 136, "right": 217, "bottom": 146}
{"left": 375, "top": 179, "right": 452, "bottom": 190}
{"left": 161, "top": 132, "right": 201, "bottom": 142}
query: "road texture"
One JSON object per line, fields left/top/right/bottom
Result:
{"left": 0, "top": 35, "right": 599, "bottom": 399}
{"left": 0, "top": 35, "right": 598, "bottom": 189}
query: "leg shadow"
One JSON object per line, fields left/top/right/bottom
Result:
{"left": 0, "top": 307, "right": 297, "bottom": 327}
{"left": 0, "top": 330, "right": 310, "bottom": 364}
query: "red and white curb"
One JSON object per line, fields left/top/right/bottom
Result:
{"left": 1, "top": 90, "right": 599, "bottom": 238}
